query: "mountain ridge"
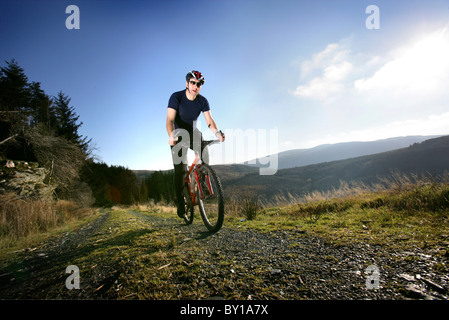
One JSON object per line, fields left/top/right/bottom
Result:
{"left": 216, "top": 135, "right": 449, "bottom": 200}
{"left": 245, "top": 135, "right": 441, "bottom": 170}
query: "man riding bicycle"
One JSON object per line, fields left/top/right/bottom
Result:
{"left": 166, "top": 70, "right": 225, "bottom": 218}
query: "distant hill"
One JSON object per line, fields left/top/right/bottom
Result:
{"left": 216, "top": 135, "right": 449, "bottom": 200}
{"left": 245, "top": 135, "right": 441, "bottom": 170}
{"left": 133, "top": 170, "right": 155, "bottom": 182}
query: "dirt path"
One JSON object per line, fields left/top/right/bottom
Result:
{"left": 0, "top": 209, "right": 448, "bottom": 300}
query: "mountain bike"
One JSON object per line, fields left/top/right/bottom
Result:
{"left": 181, "top": 139, "right": 224, "bottom": 233}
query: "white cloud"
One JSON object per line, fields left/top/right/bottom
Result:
{"left": 291, "top": 27, "right": 449, "bottom": 115}
{"left": 287, "top": 27, "right": 449, "bottom": 151}
{"left": 293, "top": 61, "right": 353, "bottom": 100}
{"left": 291, "top": 43, "right": 353, "bottom": 101}
{"left": 300, "top": 43, "right": 341, "bottom": 76}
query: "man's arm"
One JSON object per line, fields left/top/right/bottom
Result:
{"left": 166, "top": 108, "right": 178, "bottom": 146}
{"left": 203, "top": 110, "right": 225, "bottom": 142}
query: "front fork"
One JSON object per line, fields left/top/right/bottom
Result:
{"left": 189, "top": 167, "right": 214, "bottom": 205}
{"left": 196, "top": 168, "right": 214, "bottom": 200}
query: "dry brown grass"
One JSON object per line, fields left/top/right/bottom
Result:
{"left": 225, "top": 172, "right": 449, "bottom": 221}
{"left": 0, "top": 193, "right": 93, "bottom": 247}
{"left": 112, "top": 201, "right": 177, "bottom": 216}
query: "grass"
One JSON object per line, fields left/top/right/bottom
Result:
{"left": 4, "top": 170, "right": 447, "bottom": 251}
{"left": 0, "top": 193, "right": 97, "bottom": 255}
{"left": 139, "top": 172, "right": 449, "bottom": 251}
{"left": 1, "top": 172, "right": 448, "bottom": 299}
{"left": 226, "top": 173, "right": 449, "bottom": 249}
{"left": 60, "top": 207, "right": 213, "bottom": 299}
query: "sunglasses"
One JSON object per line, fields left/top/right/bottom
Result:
{"left": 189, "top": 80, "right": 202, "bottom": 87}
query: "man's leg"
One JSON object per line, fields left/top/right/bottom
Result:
{"left": 201, "top": 144, "right": 210, "bottom": 165}
{"left": 171, "top": 144, "right": 187, "bottom": 218}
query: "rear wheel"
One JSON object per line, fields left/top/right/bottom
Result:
{"left": 197, "top": 164, "right": 224, "bottom": 232}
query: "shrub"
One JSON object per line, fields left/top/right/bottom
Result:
{"left": 241, "top": 194, "right": 262, "bottom": 220}
{"left": 0, "top": 193, "right": 92, "bottom": 245}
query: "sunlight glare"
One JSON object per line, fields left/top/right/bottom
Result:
{"left": 355, "top": 27, "right": 449, "bottom": 93}
{"left": 407, "top": 29, "right": 449, "bottom": 82}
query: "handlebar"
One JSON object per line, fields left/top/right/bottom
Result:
{"left": 202, "top": 139, "right": 221, "bottom": 148}
{"left": 173, "top": 138, "right": 221, "bottom": 149}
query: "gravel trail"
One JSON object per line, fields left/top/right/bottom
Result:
{"left": 0, "top": 209, "right": 447, "bottom": 300}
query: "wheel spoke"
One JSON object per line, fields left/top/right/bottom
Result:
{"left": 197, "top": 164, "right": 224, "bottom": 232}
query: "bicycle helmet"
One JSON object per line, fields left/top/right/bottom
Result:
{"left": 186, "top": 70, "right": 205, "bottom": 84}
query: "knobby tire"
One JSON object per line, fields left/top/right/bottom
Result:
{"left": 197, "top": 164, "right": 224, "bottom": 233}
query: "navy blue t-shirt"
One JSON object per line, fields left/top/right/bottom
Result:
{"left": 167, "top": 90, "right": 210, "bottom": 133}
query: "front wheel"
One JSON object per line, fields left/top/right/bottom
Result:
{"left": 197, "top": 164, "right": 224, "bottom": 232}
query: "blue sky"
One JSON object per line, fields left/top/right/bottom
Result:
{"left": 2, "top": 0, "right": 449, "bottom": 170}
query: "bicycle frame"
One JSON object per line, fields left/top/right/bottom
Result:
{"left": 183, "top": 141, "right": 218, "bottom": 206}
{"left": 178, "top": 138, "right": 224, "bottom": 232}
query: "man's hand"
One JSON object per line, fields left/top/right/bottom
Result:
{"left": 169, "top": 135, "right": 178, "bottom": 146}
{"left": 216, "top": 130, "right": 225, "bottom": 142}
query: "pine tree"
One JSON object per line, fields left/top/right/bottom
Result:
{"left": 139, "top": 178, "right": 148, "bottom": 203}
{"left": 0, "top": 59, "right": 30, "bottom": 113}
{"left": 114, "top": 168, "right": 139, "bottom": 205}
{"left": 53, "top": 91, "right": 81, "bottom": 141}
{"left": 52, "top": 91, "right": 91, "bottom": 155}
{"left": 29, "top": 81, "right": 55, "bottom": 131}
{"left": 0, "top": 59, "right": 32, "bottom": 143}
